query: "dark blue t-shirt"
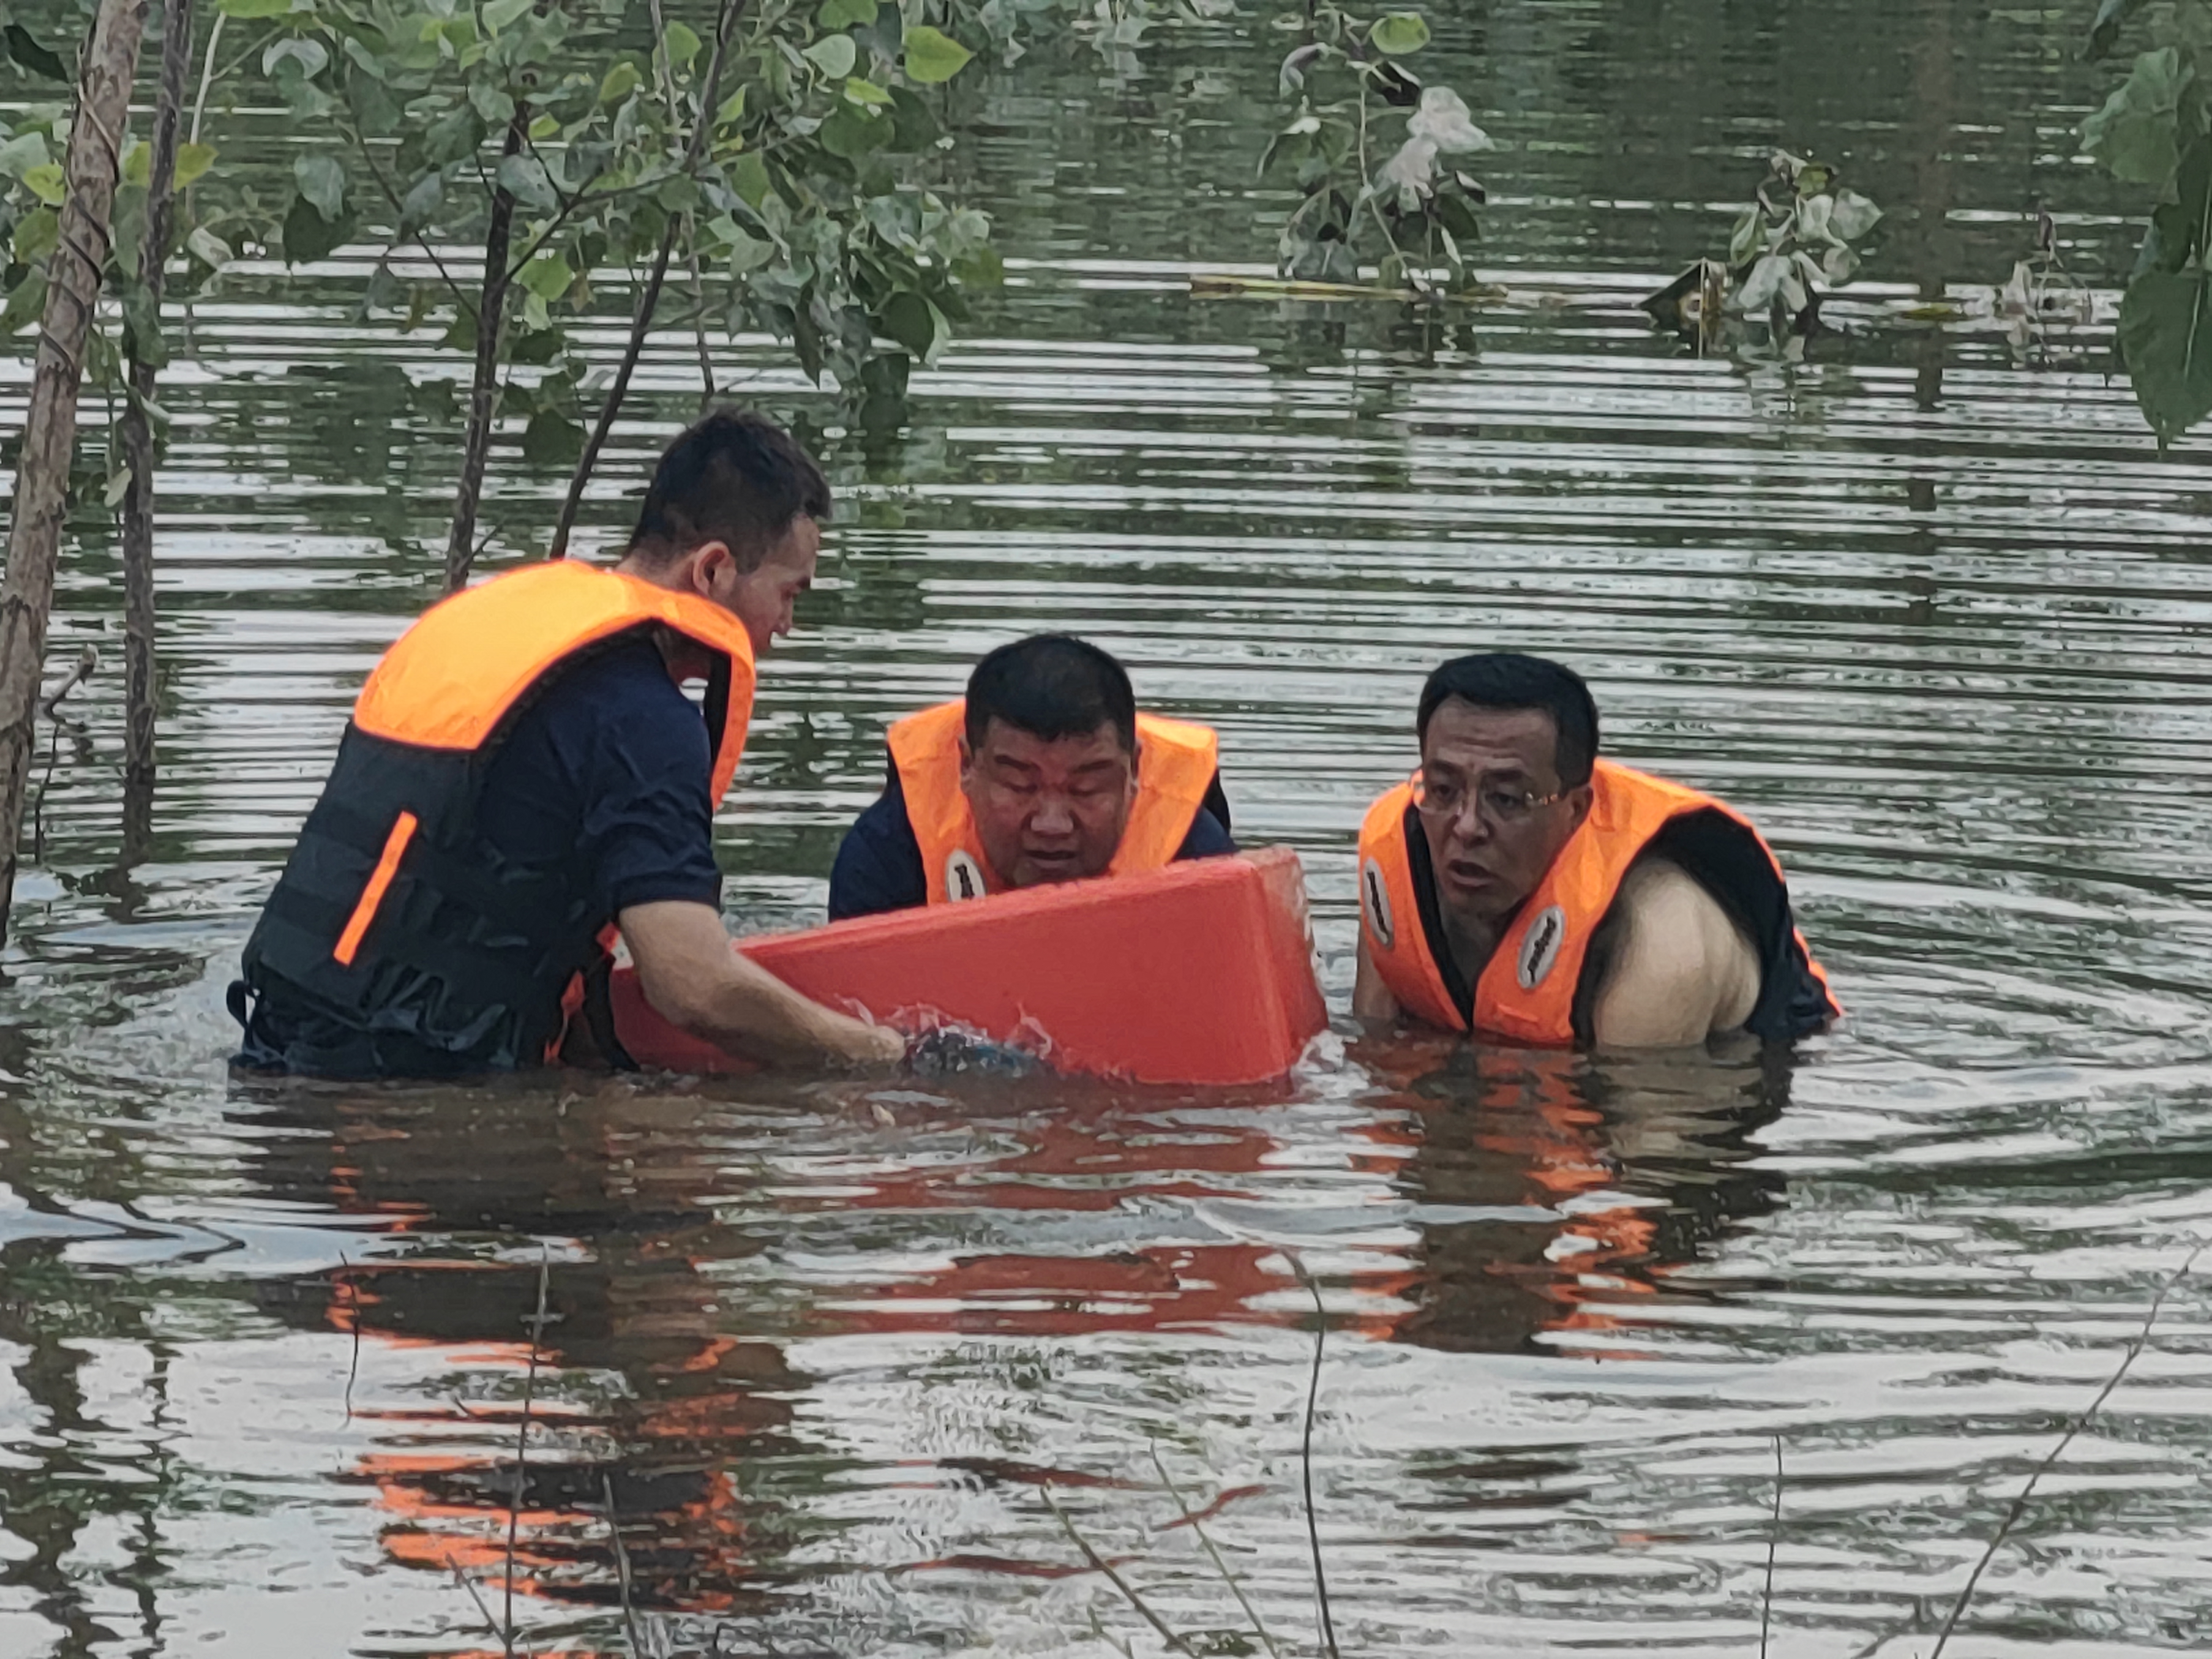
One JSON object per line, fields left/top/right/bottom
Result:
{"left": 477, "top": 636, "right": 725, "bottom": 915}
{"left": 827, "top": 768, "right": 1236, "bottom": 921}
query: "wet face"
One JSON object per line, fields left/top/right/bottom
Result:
{"left": 703, "top": 516, "right": 820, "bottom": 657}
{"left": 960, "top": 717, "right": 1139, "bottom": 889}
{"left": 1416, "top": 698, "right": 1592, "bottom": 931}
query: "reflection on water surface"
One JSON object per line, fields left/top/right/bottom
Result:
{"left": 7, "top": 0, "right": 2212, "bottom": 1653}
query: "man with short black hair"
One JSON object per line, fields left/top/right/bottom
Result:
{"left": 1354, "top": 652, "right": 1837, "bottom": 1048}
{"left": 828, "top": 634, "right": 1235, "bottom": 919}
{"left": 232, "top": 408, "right": 904, "bottom": 1076}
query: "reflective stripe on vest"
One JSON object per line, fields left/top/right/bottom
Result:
{"left": 1357, "top": 759, "right": 1839, "bottom": 1045}
{"left": 886, "top": 700, "right": 1219, "bottom": 905}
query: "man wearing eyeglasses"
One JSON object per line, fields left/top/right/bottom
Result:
{"left": 1353, "top": 653, "right": 1837, "bottom": 1048}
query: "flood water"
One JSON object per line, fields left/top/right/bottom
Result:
{"left": 7, "top": 1, "right": 2212, "bottom": 1654}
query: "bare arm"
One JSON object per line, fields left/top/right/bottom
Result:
{"left": 1353, "top": 935, "right": 1404, "bottom": 1025}
{"left": 619, "top": 900, "right": 905, "bottom": 1066}
{"left": 1588, "top": 859, "right": 1760, "bottom": 1050}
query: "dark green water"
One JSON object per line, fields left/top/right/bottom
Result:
{"left": 6, "top": 2, "right": 2212, "bottom": 1654}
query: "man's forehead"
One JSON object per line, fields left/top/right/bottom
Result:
{"left": 978, "top": 718, "right": 1130, "bottom": 759}
{"left": 1421, "top": 700, "right": 1559, "bottom": 768}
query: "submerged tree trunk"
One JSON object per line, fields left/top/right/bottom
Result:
{"left": 0, "top": 0, "right": 148, "bottom": 947}
{"left": 119, "top": 0, "right": 197, "bottom": 863}
{"left": 443, "top": 111, "right": 530, "bottom": 594}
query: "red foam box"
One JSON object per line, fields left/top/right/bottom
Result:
{"left": 610, "top": 846, "right": 1329, "bottom": 1086}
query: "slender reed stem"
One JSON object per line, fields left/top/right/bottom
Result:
{"left": 1760, "top": 1435, "right": 1781, "bottom": 1659}
{"left": 502, "top": 1248, "right": 553, "bottom": 1656}
{"left": 339, "top": 1251, "right": 361, "bottom": 1423}
{"left": 1283, "top": 1250, "right": 1340, "bottom": 1659}
{"left": 603, "top": 1471, "right": 641, "bottom": 1656}
{"left": 1928, "top": 1241, "right": 2208, "bottom": 1659}
{"left": 1146, "top": 1441, "right": 1281, "bottom": 1659}
{"left": 1041, "top": 1481, "right": 1194, "bottom": 1657}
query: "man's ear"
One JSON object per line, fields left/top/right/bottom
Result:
{"left": 689, "top": 541, "right": 734, "bottom": 597}
{"left": 957, "top": 734, "right": 976, "bottom": 790}
{"left": 1127, "top": 737, "right": 1144, "bottom": 796}
{"left": 1565, "top": 781, "right": 1595, "bottom": 833}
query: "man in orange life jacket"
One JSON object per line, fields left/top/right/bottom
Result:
{"left": 229, "top": 409, "right": 905, "bottom": 1077}
{"left": 1354, "top": 653, "right": 1838, "bottom": 1048}
{"left": 826, "top": 634, "right": 1234, "bottom": 918}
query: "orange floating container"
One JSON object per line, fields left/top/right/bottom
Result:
{"left": 610, "top": 846, "right": 1330, "bottom": 1086}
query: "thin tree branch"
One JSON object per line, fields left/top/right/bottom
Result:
{"left": 1928, "top": 1241, "right": 2208, "bottom": 1659}
{"left": 1283, "top": 1250, "right": 1340, "bottom": 1659}
{"left": 1041, "top": 1482, "right": 1195, "bottom": 1658}
{"left": 1147, "top": 1441, "right": 1281, "bottom": 1659}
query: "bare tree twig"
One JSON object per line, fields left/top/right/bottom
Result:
{"left": 501, "top": 1246, "right": 553, "bottom": 1655}
{"left": 339, "top": 1251, "right": 362, "bottom": 1424}
{"left": 1282, "top": 1250, "right": 1340, "bottom": 1659}
{"left": 453, "top": 1563, "right": 505, "bottom": 1642}
{"left": 1041, "top": 1482, "right": 1195, "bottom": 1657}
{"left": 1927, "top": 1240, "right": 2209, "bottom": 1659}
{"left": 1760, "top": 1435, "right": 1782, "bottom": 1659}
{"left": 603, "top": 1471, "right": 642, "bottom": 1656}
{"left": 1147, "top": 1441, "right": 1281, "bottom": 1659}
{"left": 39, "top": 645, "right": 97, "bottom": 722}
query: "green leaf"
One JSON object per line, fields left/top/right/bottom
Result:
{"left": 2083, "top": 47, "right": 2196, "bottom": 188}
{"left": 0, "top": 130, "right": 49, "bottom": 181}
{"left": 175, "top": 143, "right": 218, "bottom": 188}
{"left": 264, "top": 36, "right": 329, "bottom": 79}
{"left": 517, "top": 252, "right": 572, "bottom": 301}
{"left": 12, "top": 206, "right": 58, "bottom": 265}
{"left": 1727, "top": 204, "right": 1763, "bottom": 268}
{"left": 469, "top": 80, "right": 517, "bottom": 126}
{"left": 804, "top": 32, "right": 858, "bottom": 78}
{"left": 599, "top": 60, "right": 642, "bottom": 103}
{"left": 728, "top": 150, "right": 773, "bottom": 209}
{"left": 122, "top": 141, "right": 152, "bottom": 187}
{"left": 950, "top": 242, "right": 1002, "bottom": 288}
{"left": 819, "top": 102, "right": 890, "bottom": 158}
{"left": 662, "top": 20, "right": 701, "bottom": 68}
{"left": 284, "top": 192, "right": 353, "bottom": 262}
{"left": 2, "top": 23, "right": 69, "bottom": 81}
{"left": 120, "top": 283, "right": 166, "bottom": 370}
{"left": 496, "top": 154, "right": 558, "bottom": 211}
{"left": 0, "top": 272, "right": 47, "bottom": 336}
{"left": 845, "top": 76, "right": 892, "bottom": 105}
{"left": 1370, "top": 12, "right": 1430, "bottom": 55}
{"left": 522, "top": 407, "right": 584, "bottom": 465}
{"left": 294, "top": 153, "right": 347, "bottom": 221}
{"left": 216, "top": 0, "right": 295, "bottom": 16}
{"left": 879, "top": 289, "right": 942, "bottom": 359}
{"left": 2088, "top": 0, "right": 2150, "bottom": 61}
{"left": 482, "top": 0, "right": 533, "bottom": 33}
{"left": 887, "top": 84, "right": 941, "bottom": 150}
{"left": 820, "top": 0, "right": 879, "bottom": 27}
{"left": 21, "top": 164, "right": 63, "bottom": 207}
{"left": 400, "top": 170, "right": 443, "bottom": 231}
{"left": 187, "top": 225, "right": 231, "bottom": 268}
{"left": 902, "top": 24, "right": 972, "bottom": 84}
{"left": 2120, "top": 268, "right": 2212, "bottom": 443}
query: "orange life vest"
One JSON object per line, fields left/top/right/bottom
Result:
{"left": 237, "top": 561, "right": 756, "bottom": 1072}
{"left": 1357, "top": 759, "right": 1838, "bottom": 1046}
{"left": 886, "top": 700, "right": 1219, "bottom": 904}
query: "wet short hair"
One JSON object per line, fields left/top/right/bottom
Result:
{"left": 1417, "top": 653, "right": 1600, "bottom": 786}
{"left": 964, "top": 635, "right": 1138, "bottom": 753}
{"left": 626, "top": 407, "right": 830, "bottom": 572}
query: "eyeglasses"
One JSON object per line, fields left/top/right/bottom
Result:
{"left": 1410, "top": 767, "right": 1568, "bottom": 828}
